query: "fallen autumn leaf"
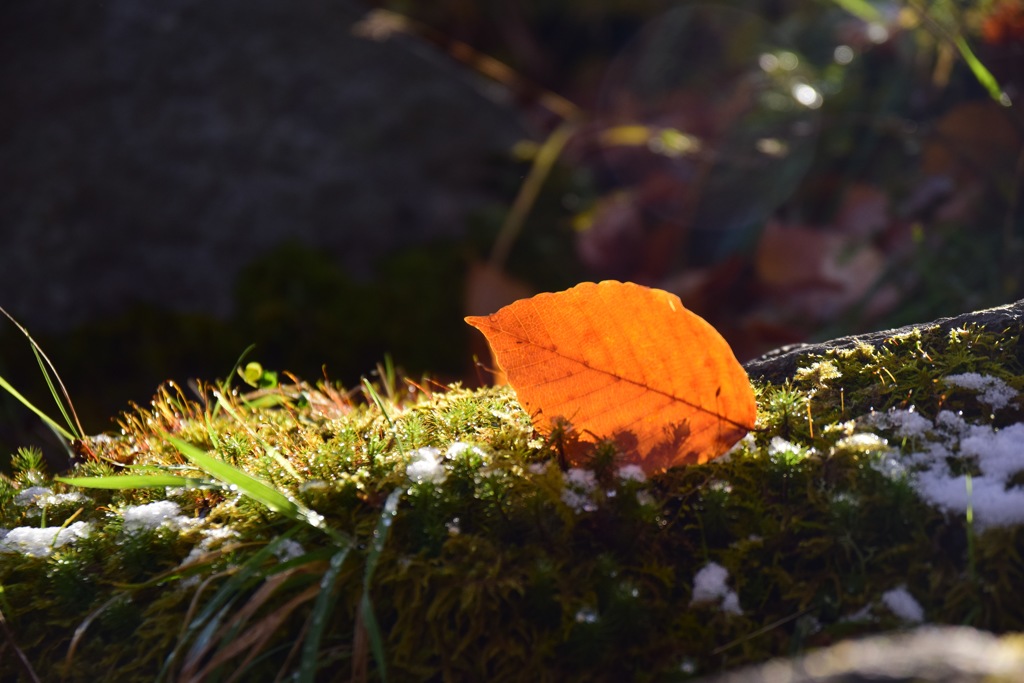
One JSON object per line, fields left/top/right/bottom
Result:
{"left": 466, "top": 280, "right": 756, "bottom": 472}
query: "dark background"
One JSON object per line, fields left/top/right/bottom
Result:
{"left": 2, "top": 0, "right": 1022, "bottom": 458}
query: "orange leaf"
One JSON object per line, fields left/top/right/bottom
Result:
{"left": 465, "top": 280, "right": 756, "bottom": 473}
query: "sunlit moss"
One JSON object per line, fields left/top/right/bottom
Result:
{"left": 0, "top": 320, "right": 1022, "bottom": 680}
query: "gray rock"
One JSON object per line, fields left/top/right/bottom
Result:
{"left": 695, "top": 627, "right": 1024, "bottom": 683}
{"left": 0, "top": 0, "right": 525, "bottom": 331}
{"left": 744, "top": 299, "right": 1024, "bottom": 384}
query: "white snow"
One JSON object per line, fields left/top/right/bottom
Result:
{"left": 0, "top": 522, "right": 91, "bottom": 557}
{"left": 768, "top": 437, "right": 813, "bottom": 462}
{"left": 834, "top": 432, "right": 889, "bottom": 453}
{"left": 866, "top": 407, "right": 1024, "bottom": 530}
{"left": 944, "top": 373, "right": 1018, "bottom": 410}
{"left": 274, "top": 538, "right": 306, "bottom": 562}
{"left": 446, "top": 441, "right": 488, "bottom": 462}
{"left": 873, "top": 407, "right": 932, "bottom": 439}
{"left": 722, "top": 433, "right": 755, "bottom": 460}
{"left": 562, "top": 467, "right": 599, "bottom": 513}
{"left": 14, "top": 486, "right": 51, "bottom": 506}
{"left": 690, "top": 562, "right": 743, "bottom": 615}
{"left": 527, "top": 462, "right": 549, "bottom": 475}
{"left": 720, "top": 592, "right": 743, "bottom": 615}
{"left": 14, "top": 486, "right": 86, "bottom": 509}
{"left": 934, "top": 409, "right": 968, "bottom": 434}
{"left": 768, "top": 437, "right": 798, "bottom": 455}
{"left": 180, "top": 526, "right": 239, "bottom": 567}
{"left": 122, "top": 500, "right": 195, "bottom": 533}
{"left": 635, "top": 490, "right": 656, "bottom": 507}
{"left": 616, "top": 464, "right": 647, "bottom": 483}
{"left": 406, "top": 447, "right": 447, "bottom": 485}
{"left": 881, "top": 585, "right": 925, "bottom": 623}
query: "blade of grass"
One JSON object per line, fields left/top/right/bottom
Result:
{"left": 29, "top": 344, "right": 80, "bottom": 440}
{"left": 185, "top": 565, "right": 318, "bottom": 681}
{"left": 298, "top": 547, "right": 351, "bottom": 683}
{"left": 489, "top": 121, "right": 577, "bottom": 268}
{"left": 64, "top": 593, "right": 130, "bottom": 674}
{"left": 357, "top": 487, "right": 401, "bottom": 683}
{"left": 55, "top": 474, "right": 211, "bottom": 489}
{"left": 828, "top": 0, "right": 883, "bottom": 23}
{"left": 0, "top": 306, "right": 83, "bottom": 440}
{"left": 0, "top": 604, "right": 41, "bottom": 683}
{"left": 374, "top": 354, "right": 397, "bottom": 402}
{"left": 361, "top": 378, "right": 406, "bottom": 458}
{"left": 165, "top": 435, "right": 321, "bottom": 530}
{"left": 0, "top": 375, "right": 76, "bottom": 442}
{"left": 902, "top": 0, "right": 1010, "bottom": 107}
{"left": 189, "top": 549, "right": 333, "bottom": 678}
{"left": 159, "top": 533, "right": 296, "bottom": 682}
{"left": 219, "top": 344, "right": 257, "bottom": 398}
{"left": 212, "top": 391, "right": 303, "bottom": 482}
{"left": 47, "top": 507, "right": 84, "bottom": 553}
{"left": 954, "top": 35, "right": 1009, "bottom": 106}
{"left": 206, "top": 581, "right": 322, "bottom": 683}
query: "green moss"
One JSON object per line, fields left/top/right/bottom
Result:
{"left": 1, "top": 320, "right": 1022, "bottom": 681}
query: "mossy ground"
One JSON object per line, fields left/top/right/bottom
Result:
{"left": 1, "top": 322, "right": 1022, "bottom": 682}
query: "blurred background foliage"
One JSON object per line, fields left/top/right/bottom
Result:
{"left": 378, "top": 0, "right": 1024, "bottom": 348}
{"left": 2, "top": 0, "right": 1023, "bottom": 458}
{"left": 371, "top": 0, "right": 1023, "bottom": 359}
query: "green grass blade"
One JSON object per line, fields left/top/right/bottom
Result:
{"left": 362, "top": 378, "right": 407, "bottom": 457}
{"left": 361, "top": 379, "right": 393, "bottom": 428}
{"left": 29, "top": 344, "right": 80, "bottom": 440}
{"left": 219, "top": 344, "right": 257, "bottom": 398}
{"left": 298, "top": 547, "right": 351, "bottom": 683}
{"left": 241, "top": 393, "right": 290, "bottom": 410}
{"left": 165, "top": 436, "right": 321, "bottom": 529}
{"left": 489, "top": 121, "right": 576, "bottom": 268}
{"left": 0, "top": 374, "right": 75, "bottom": 441}
{"left": 358, "top": 487, "right": 401, "bottom": 682}
{"left": 954, "top": 35, "right": 1009, "bottom": 105}
{"left": 828, "top": 0, "right": 883, "bottom": 23}
{"left": 212, "top": 393, "right": 302, "bottom": 481}
{"left": 55, "top": 475, "right": 211, "bottom": 489}
{"left": 158, "top": 534, "right": 295, "bottom": 682}
{"left": 0, "top": 305, "right": 83, "bottom": 440}
{"left": 360, "top": 592, "right": 387, "bottom": 682}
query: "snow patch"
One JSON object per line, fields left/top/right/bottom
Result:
{"left": 768, "top": 437, "right": 814, "bottom": 462}
{"left": 562, "top": 468, "right": 598, "bottom": 513}
{"left": 872, "top": 407, "right": 932, "bottom": 439}
{"left": 406, "top": 447, "right": 446, "bottom": 485}
{"left": 616, "top": 464, "right": 647, "bottom": 483}
{"left": 14, "top": 486, "right": 52, "bottom": 506}
{"left": 691, "top": 562, "right": 743, "bottom": 615}
{"left": 0, "top": 522, "right": 91, "bottom": 557}
{"left": 274, "top": 539, "right": 306, "bottom": 562}
{"left": 446, "top": 441, "right": 488, "bottom": 462}
{"left": 835, "top": 432, "right": 889, "bottom": 453}
{"left": 881, "top": 585, "right": 925, "bottom": 623}
{"left": 944, "top": 373, "right": 1018, "bottom": 410}
{"left": 866, "top": 408, "right": 1024, "bottom": 530}
{"left": 123, "top": 500, "right": 195, "bottom": 533}
{"left": 180, "top": 526, "right": 240, "bottom": 567}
